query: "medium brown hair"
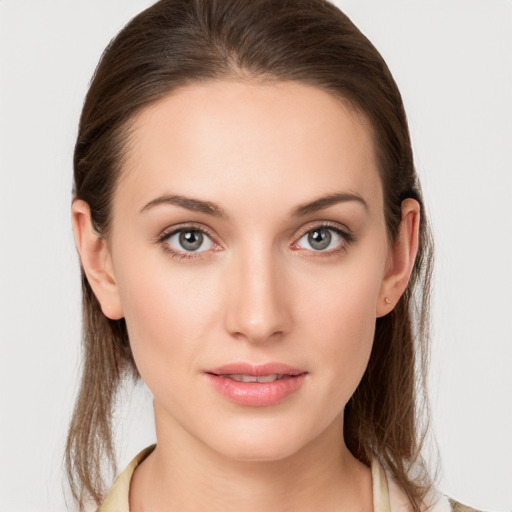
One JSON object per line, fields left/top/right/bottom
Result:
{"left": 67, "top": 0, "right": 435, "bottom": 509}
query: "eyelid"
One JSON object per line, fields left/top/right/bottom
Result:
{"left": 156, "top": 222, "right": 222, "bottom": 259}
{"left": 157, "top": 222, "right": 218, "bottom": 242}
{"left": 292, "top": 220, "right": 353, "bottom": 242}
{"left": 290, "top": 221, "right": 355, "bottom": 252}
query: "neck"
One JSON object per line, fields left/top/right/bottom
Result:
{"left": 130, "top": 410, "right": 373, "bottom": 512}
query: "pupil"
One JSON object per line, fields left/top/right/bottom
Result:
{"left": 179, "top": 230, "right": 203, "bottom": 251}
{"left": 308, "top": 228, "right": 331, "bottom": 250}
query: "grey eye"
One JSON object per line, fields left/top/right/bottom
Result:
{"left": 166, "top": 229, "right": 213, "bottom": 252}
{"left": 179, "top": 230, "right": 203, "bottom": 251}
{"left": 308, "top": 228, "right": 331, "bottom": 250}
{"left": 297, "top": 227, "right": 344, "bottom": 252}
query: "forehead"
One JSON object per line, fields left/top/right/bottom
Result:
{"left": 116, "top": 80, "right": 382, "bottom": 216}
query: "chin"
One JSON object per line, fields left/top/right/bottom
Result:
{"left": 202, "top": 416, "right": 324, "bottom": 463}
{"left": 218, "top": 438, "right": 306, "bottom": 463}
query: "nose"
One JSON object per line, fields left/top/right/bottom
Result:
{"left": 223, "top": 246, "right": 291, "bottom": 344}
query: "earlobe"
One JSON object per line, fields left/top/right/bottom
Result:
{"left": 71, "top": 199, "right": 124, "bottom": 320}
{"left": 376, "top": 198, "right": 421, "bottom": 318}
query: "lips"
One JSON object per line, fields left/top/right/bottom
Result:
{"left": 205, "top": 363, "right": 307, "bottom": 407}
{"left": 207, "top": 362, "right": 305, "bottom": 377}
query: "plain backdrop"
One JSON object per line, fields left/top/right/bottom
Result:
{"left": 0, "top": 1, "right": 511, "bottom": 511}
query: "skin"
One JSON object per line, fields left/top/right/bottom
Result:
{"left": 72, "top": 80, "right": 420, "bottom": 512}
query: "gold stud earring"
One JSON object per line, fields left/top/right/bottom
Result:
{"left": 384, "top": 297, "right": 391, "bottom": 304}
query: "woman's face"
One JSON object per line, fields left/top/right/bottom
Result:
{"left": 105, "top": 81, "right": 394, "bottom": 461}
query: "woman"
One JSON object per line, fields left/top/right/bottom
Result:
{"left": 66, "top": 0, "right": 479, "bottom": 511}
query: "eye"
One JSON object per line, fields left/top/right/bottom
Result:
{"left": 164, "top": 229, "right": 214, "bottom": 253}
{"left": 295, "top": 226, "right": 346, "bottom": 252}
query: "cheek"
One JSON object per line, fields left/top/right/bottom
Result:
{"left": 113, "top": 255, "right": 223, "bottom": 384}
{"left": 309, "top": 281, "right": 376, "bottom": 380}
{"left": 298, "top": 250, "right": 384, "bottom": 335}
{"left": 295, "top": 250, "right": 386, "bottom": 397}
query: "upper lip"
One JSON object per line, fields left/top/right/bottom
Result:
{"left": 206, "top": 362, "right": 306, "bottom": 376}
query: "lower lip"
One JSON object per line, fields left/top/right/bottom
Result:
{"left": 206, "top": 373, "right": 307, "bottom": 407}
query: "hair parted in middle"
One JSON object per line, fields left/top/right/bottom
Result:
{"left": 66, "top": 0, "right": 434, "bottom": 509}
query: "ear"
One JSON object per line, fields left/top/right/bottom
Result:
{"left": 71, "top": 199, "right": 124, "bottom": 320}
{"left": 376, "top": 198, "right": 421, "bottom": 318}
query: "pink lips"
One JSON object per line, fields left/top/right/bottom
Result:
{"left": 205, "top": 362, "right": 307, "bottom": 407}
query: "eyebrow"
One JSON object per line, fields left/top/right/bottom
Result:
{"left": 292, "top": 192, "right": 368, "bottom": 217}
{"left": 140, "top": 191, "right": 367, "bottom": 218}
{"left": 140, "top": 194, "right": 228, "bottom": 218}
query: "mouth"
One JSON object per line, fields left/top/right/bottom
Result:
{"left": 206, "top": 362, "right": 306, "bottom": 377}
{"left": 205, "top": 363, "right": 307, "bottom": 407}
{"left": 214, "top": 374, "right": 288, "bottom": 383}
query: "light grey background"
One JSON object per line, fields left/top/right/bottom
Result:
{"left": 0, "top": 1, "right": 511, "bottom": 511}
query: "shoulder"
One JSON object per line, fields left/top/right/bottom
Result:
{"left": 431, "top": 495, "right": 487, "bottom": 512}
{"left": 448, "top": 498, "right": 486, "bottom": 512}
{"left": 386, "top": 468, "right": 487, "bottom": 512}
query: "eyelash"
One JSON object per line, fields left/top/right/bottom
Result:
{"left": 157, "top": 223, "right": 220, "bottom": 261}
{"left": 156, "top": 222, "right": 355, "bottom": 261}
{"left": 291, "top": 222, "right": 355, "bottom": 257}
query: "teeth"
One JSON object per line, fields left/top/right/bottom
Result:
{"left": 256, "top": 374, "right": 284, "bottom": 383}
{"left": 221, "top": 374, "right": 284, "bottom": 383}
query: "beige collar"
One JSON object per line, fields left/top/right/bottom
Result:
{"left": 97, "top": 445, "right": 155, "bottom": 512}
{"left": 372, "top": 458, "right": 391, "bottom": 512}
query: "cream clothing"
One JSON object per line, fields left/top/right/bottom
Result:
{"left": 97, "top": 445, "right": 481, "bottom": 512}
